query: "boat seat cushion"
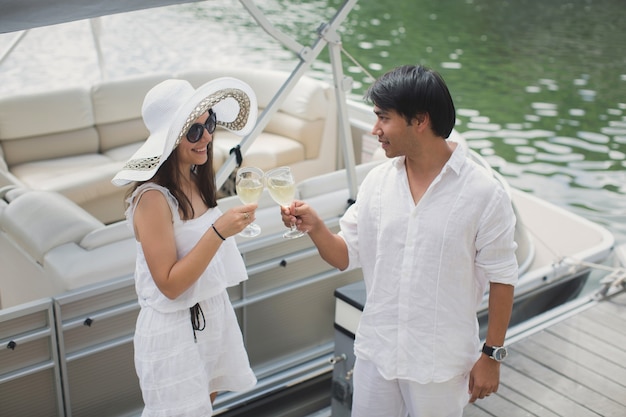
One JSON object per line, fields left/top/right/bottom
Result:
{"left": 178, "top": 68, "right": 330, "bottom": 162}
{"left": 214, "top": 130, "right": 305, "bottom": 171}
{"left": 79, "top": 220, "right": 133, "bottom": 250}
{"left": 102, "top": 142, "right": 144, "bottom": 162}
{"left": 10, "top": 155, "right": 122, "bottom": 205}
{"left": 0, "top": 87, "right": 99, "bottom": 166}
{"left": 0, "top": 190, "right": 102, "bottom": 264}
{"left": 297, "top": 160, "right": 383, "bottom": 199}
{"left": 91, "top": 73, "right": 170, "bottom": 153}
{"left": 0, "top": 187, "right": 137, "bottom": 307}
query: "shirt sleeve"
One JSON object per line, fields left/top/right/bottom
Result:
{"left": 338, "top": 196, "right": 361, "bottom": 271}
{"left": 338, "top": 161, "right": 390, "bottom": 272}
{"left": 475, "top": 185, "right": 519, "bottom": 286}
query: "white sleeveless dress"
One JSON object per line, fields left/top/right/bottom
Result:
{"left": 126, "top": 183, "right": 256, "bottom": 417}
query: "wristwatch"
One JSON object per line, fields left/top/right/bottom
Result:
{"left": 482, "top": 343, "right": 508, "bottom": 362}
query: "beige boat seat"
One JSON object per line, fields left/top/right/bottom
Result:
{"left": 0, "top": 189, "right": 135, "bottom": 309}
{"left": 0, "top": 69, "right": 337, "bottom": 224}
{"left": 177, "top": 68, "right": 337, "bottom": 180}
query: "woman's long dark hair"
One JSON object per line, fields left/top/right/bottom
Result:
{"left": 129, "top": 140, "right": 218, "bottom": 221}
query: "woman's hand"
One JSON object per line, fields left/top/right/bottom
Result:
{"left": 213, "top": 203, "right": 258, "bottom": 238}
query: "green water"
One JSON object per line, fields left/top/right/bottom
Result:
{"left": 324, "top": 0, "right": 626, "bottom": 244}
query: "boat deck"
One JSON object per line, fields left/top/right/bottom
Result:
{"left": 463, "top": 289, "right": 626, "bottom": 417}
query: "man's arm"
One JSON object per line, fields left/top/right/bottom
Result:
{"left": 307, "top": 217, "right": 349, "bottom": 270}
{"left": 484, "top": 282, "right": 515, "bottom": 348}
{"left": 282, "top": 201, "right": 349, "bottom": 270}
{"left": 468, "top": 282, "right": 514, "bottom": 403}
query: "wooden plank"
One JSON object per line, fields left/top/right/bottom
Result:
{"left": 507, "top": 344, "right": 626, "bottom": 417}
{"left": 461, "top": 291, "right": 626, "bottom": 416}
{"left": 469, "top": 391, "right": 528, "bottom": 417}
{"left": 581, "top": 292, "right": 626, "bottom": 319}
{"left": 547, "top": 321, "right": 626, "bottom": 373}
{"left": 463, "top": 403, "right": 495, "bottom": 417}
{"left": 579, "top": 302, "right": 626, "bottom": 335}
{"left": 512, "top": 337, "right": 626, "bottom": 407}
{"left": 527, "top": 328, "right": 626, "bottom": 386}
{"left": 497, "top": 365, "right": 600, "bottom": 416}
{"left": 563, "top": 309, "right": 626, "bottom": 350}
{"left": 493, "top": 384, "right": 560, "bottom": 417}
{"left": 470, "top": 383, "right": 552, "bottom": 416}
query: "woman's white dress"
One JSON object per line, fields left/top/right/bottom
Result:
{"left": 126, "top": 183, "right": 256, "bottom": 417}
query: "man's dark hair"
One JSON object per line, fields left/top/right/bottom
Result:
{"left": 364, "top": 65, "right": 456, "bottom": 138}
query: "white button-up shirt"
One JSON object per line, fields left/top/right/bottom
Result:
{"left": 338, "top": 142, "right": 518, "bottom": 383}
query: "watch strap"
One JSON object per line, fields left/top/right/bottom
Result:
{"left": 482, "top": 343, "right": 495, "bottom": 357}
{"left": 482, "top": 343, "right": 506, "bottom": 361}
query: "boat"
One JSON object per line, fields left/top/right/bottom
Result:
{"left": 0, "top": 1, "right": 619, "bottom": 416}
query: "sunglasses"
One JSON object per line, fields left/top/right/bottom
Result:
{"left": 186, "top": 109, "right": 217, "bottom": 143}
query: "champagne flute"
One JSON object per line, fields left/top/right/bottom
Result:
{"left": 235, "top": 166, "right": 264, "bottom": 237}
{"left": 265, "top": 166, "right": 305, "bottom": 239}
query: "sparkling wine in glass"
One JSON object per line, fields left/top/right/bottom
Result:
{"left": 265, "top": 166, "right": 305, "bottom": 239}
{"left": 235, "top": 167, "right": 264, "bottom": 237}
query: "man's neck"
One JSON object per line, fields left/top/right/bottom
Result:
{"left": 405, "top": 137, "right": 455, "bottom": 177}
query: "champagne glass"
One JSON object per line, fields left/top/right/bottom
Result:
{"left": 265, "top": 166, "right": 305, "bottom": 239}
{"left": 235, "top": 167, "right": 264, "bottom": 237}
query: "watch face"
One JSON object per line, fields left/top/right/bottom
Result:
{"left": 493, "top": 347, "right": 508, "bottom": 361}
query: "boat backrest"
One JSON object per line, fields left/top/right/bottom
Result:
{"left": 91, "top": 72, "right": 170, "bottom": 154}
{"left": 0, "top": 87, "right": 99, "bottom": 167}
{"left": 1, "top": 190, "right": 103, "bottom": 264}
{"left": 177, "top": 67, "right": 335, "bottom": 163}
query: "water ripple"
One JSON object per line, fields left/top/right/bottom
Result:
{"left": 550, "top": 136, "right": 610, "bottom": 153}
{"left": 503, "top": 138, "right": 529, "bottom": 146}
{"left": 496, "top": 129, "right": 554, "bottom": 139}
{"left": 609, "top": 150, "right": 626, "bottom": 161}
{"left": 534, "top": 141, "right": 572, "bottom": 155}
{"left": 602, "top": 127, "right": 626, "bottom": 136}
{"left": 535, "top": 152, "right": 585, "bottom": 163}
{"left": 577, "top": 131, "right": 610, "bottom": 144}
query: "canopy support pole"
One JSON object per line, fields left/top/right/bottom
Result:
{"left": 0, "top": 30, "right": 27, "bottom": 66}
{"left": 217, "top": 0, "right": 359, "bottom": 201}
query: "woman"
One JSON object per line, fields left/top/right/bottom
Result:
{"left": 112, "top": 77, "right": 258, "bottom": 416}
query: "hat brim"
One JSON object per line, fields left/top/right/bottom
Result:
{"left": 112, "top": 77, "right": 257, "bottom": 187}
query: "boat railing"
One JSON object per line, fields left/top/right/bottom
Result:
{"left": 590, "top": 243, "right": 626, "bottom": 299}
{"left": 505, "top": 243, "right": 626, "bottom": 347}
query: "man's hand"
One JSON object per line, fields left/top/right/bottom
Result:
{"left": 281, "top": 200, "right": 349, "bottom": 270}
{"left": 468, "top": 354, "right": 501, "bottom": 403}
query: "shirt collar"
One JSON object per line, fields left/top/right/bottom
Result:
{"left": 446, "top": 140, "right": 467, "bottom": 175}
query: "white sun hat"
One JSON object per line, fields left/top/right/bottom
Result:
{"left": 111, "top": 77, "right": 257, "bottom": 187}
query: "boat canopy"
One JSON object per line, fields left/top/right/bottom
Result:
{"left": 0, "top": 0, "right": 203, "bottom": 33}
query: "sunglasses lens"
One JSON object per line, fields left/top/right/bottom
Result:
{"left": 186, "top": 111, "right": 216, "bottom": 143}
{"left": 186, "top": 125, "right": 203, "bottom": 143}
{"left": 207, "top": 112, "right": 216, "bottom": 134}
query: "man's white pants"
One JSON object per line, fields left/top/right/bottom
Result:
{"left": 351, "top": 358, "right": 470, "bottom": 417}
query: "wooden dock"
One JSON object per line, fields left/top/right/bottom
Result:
{"left": 463, "top": 288, "right": 626, "bottom": 417}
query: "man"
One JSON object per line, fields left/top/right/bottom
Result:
{"left": 281, "top": 65, "right": 518, "bottom": 416}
